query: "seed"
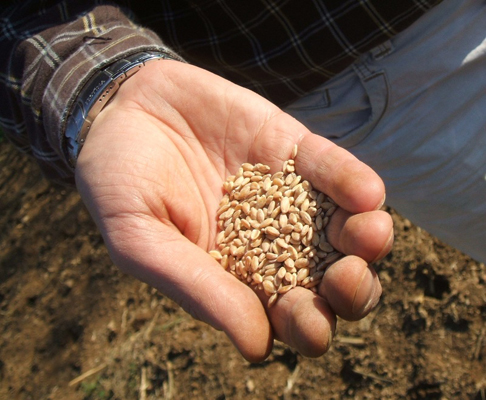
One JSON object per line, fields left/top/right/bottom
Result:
{"left": 217, "top": 202, "right": 232, "bottom": 217}
{"left": 262, "top": 280, "right": 276, "bottom": 294}
{"left": 297, "top": 268, "right": 309, "bottom": 282}
{"left": 321, "top": 201, "right": 334, "bottom": 211}
{"left": 285, "top": 173, "right": 295, "bottom": 186}
{"left": 284, "top": 257, "right": 295, "bottom": 269}
{"left": 261, "top": 240, "right": 271, "bottom": 252}
{"left": 295, "top": 258, "right": 309, "bottom": 269}
{"left": 291, "top": 144, "right": 298, "bottom": 159}
{"left": 312, "top": 271, "right": 325, "bottom": 281}
{"left": 250, "top": 229, "right": 260, "bottom": 241}
{"left": 220, "top": 255, "right": 229, "bottom": 269}
{"left": 233, "top": 175, "right": 244, "bottom": 187}
{"left": 223, "top": 180, "right": 234, "bottom": 192}
{"left": 259, "top": 218, "right": 274, "bottom": 229}
{"left": 284, "top": 272, "right": 294, "bottom": 282}
{"left": 263, "top": 177, "right": 272, "bottom": 191}
{"left": 252, "top": 273, "right": 263, "bottom": 284}
{"left": 273, "top": 171, "right": 284, "bottom": 180}
{"left": 265, "top": 226, "right": 280, "bottom": 238}
{"left": 276, "top": 253, "right": 290, "bottom": 262}
{"left": 294, "top": 191, "right": 308, "bottom": 207}
{"left": 242, "top": 163, "right": 254, "bottom": 171}
{"left": 301, "top": 224, "right": 310, "bottom": 237}
{"left": 289, "top": 175, "right": 301, "bottom": 189}
{"left": 319, "top": 235, "right": 334, "bottom": 252}
{"left": 280, "top": 225, "right": 293, "bottom": 235}
{"left": 267, "top": 200, "right": 276, "bottom": 215}
{"left": 267, "top": 292, "right": 278, "bottom": 307}
{"left": 256, "top": 196, "right": 267, "bottom": 209}
{"left": 256, "top": 163, "right": 271, "bottom": 173}
{"left": 267, "top": 185, "right": 279, "bottom": 196}
{"left": 281, "top": 196, "right": 290, "bottom": 213}
{"left": 235, "top": 246, "right": 246, "bottom": 257}
{"left": 216, "top": 230, "right": 225, "bottom": 245}
{"left": 276, "top": 238, "right": 288, "bottom": 249}
{"left": 240, "top": 218, "right": 251, "bottom": 230}
{"left": 302, "top": 246, "right": 313, "bottom": 254}
{"left": 288, "top": 213, "right": 298, "bottom": 225}
{"left": 256, "top": 209, "right": 265, "bottom": 223}
{"left": 326, "top": 206, "right": 337, "bottom": 216}
{"left": 251, "top": 256, "right": 260, "bottom": 272}
{"left": 209, "top": 250, "right": 223, "bottom": 261}
{"left": 293, "top": 183, "right": 304, "bottom": 197}
{"left": 251, "top": 237, "right": 263, "bottom": 248}
{"left": 300, "top": 210, "right": 312, "bottom": 225}
{"left": 242, "top": 202, "right": 251, "bottom": 215}
{"left": 304, "top": 279, "right": 321, "bottom": 289}
{"left": 291, "top": 231, "right": 301, "bottom": 242}
{"left": 270, "top": 206, "right": 281, "bottom": 219}
{"left": 277, "top": 267, "right": 287, "bottom": 280}
{"left": 273, "top": 177, "right": 285, "bottom": 187}
{"left": 325, "top": 252, "right": 342, "bottom": 264}
{"left": 287, "top": 245, "right": 298, "bottom": 260}
{"left": 308, "top": 206, "right": 318, "bottom": 217}
{"left": 278, "top": 285, "right": 293, "bottom": 294}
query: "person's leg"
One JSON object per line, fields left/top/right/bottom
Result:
{"left": 285, "top": 0, "right": 486, "bottom": 262}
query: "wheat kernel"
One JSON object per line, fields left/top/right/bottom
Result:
{"left": 281, "top": 196, "right": 290, "bottom": 213}
{"left": 262, "top": 280, "right": 276, "bottom": 294}
{"left": 297, "top": 268, "right": 309, "bottom": 282}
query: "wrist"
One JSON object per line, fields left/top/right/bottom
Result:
{"left": 64, "top": 51, "right": 180, "bottom": 168}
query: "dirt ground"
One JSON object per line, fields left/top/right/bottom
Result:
{"left": 0, "top": 139, "right": 485, "bottom": 400}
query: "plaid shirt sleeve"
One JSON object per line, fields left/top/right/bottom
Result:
{"left": 0, "top": 1, "right": 182, "bottom": 185}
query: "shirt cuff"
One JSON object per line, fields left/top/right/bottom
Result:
{"left": 41, "top": 5, "right": 185, "bottom": 183}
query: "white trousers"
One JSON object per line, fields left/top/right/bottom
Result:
{"left": 285, "top": 0, "right": 486, "bottom": 263}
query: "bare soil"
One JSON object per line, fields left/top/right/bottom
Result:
{"left": 1, "top": 140, "right": 485, "bottom": 400}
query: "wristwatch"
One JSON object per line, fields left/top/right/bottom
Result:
{"left": 64, "top": 51, "right": 176, "bottom": 167}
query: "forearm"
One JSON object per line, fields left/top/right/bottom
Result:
{"left": 0, "top": 1, "right": 182, "bottom": 185}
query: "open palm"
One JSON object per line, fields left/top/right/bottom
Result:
{"left": 75, "top": 60, "right": 393, "bottom": 361}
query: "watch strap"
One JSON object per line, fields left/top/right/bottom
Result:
{"left": 64, "top": 51, "right": 175, "bottom": 167}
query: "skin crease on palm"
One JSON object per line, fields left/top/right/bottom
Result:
{"left": 74, "top": 60, "right": 394, "bottom": 363}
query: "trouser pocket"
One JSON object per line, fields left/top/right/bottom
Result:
{"left": 285, "top": 62, "right": 389, "bottom": 148}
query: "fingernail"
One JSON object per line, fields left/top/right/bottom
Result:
{"left": 372, "top": 230, "right": 394, "bottom": 263}
{"left": 352, "top": 267, "right": 379, "bottom": 316}
{"left": 326, "top": 322, "right": 334, "bottom": 352}
{"left": 375, "top": 192, "right": 386, "bottom": 210}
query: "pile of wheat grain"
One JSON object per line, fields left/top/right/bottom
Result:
{"left": 210, "top": 146, "right": 341, "bottom": 307}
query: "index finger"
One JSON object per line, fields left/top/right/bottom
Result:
{"left": 295, "top": 133, "right": 385, "bottom": 213}
{"left": 250, "top": 113, "right": 385, "bottom": 213}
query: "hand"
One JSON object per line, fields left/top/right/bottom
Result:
{"left": 75, "top": 60, "right": 393, "bottom": 362}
